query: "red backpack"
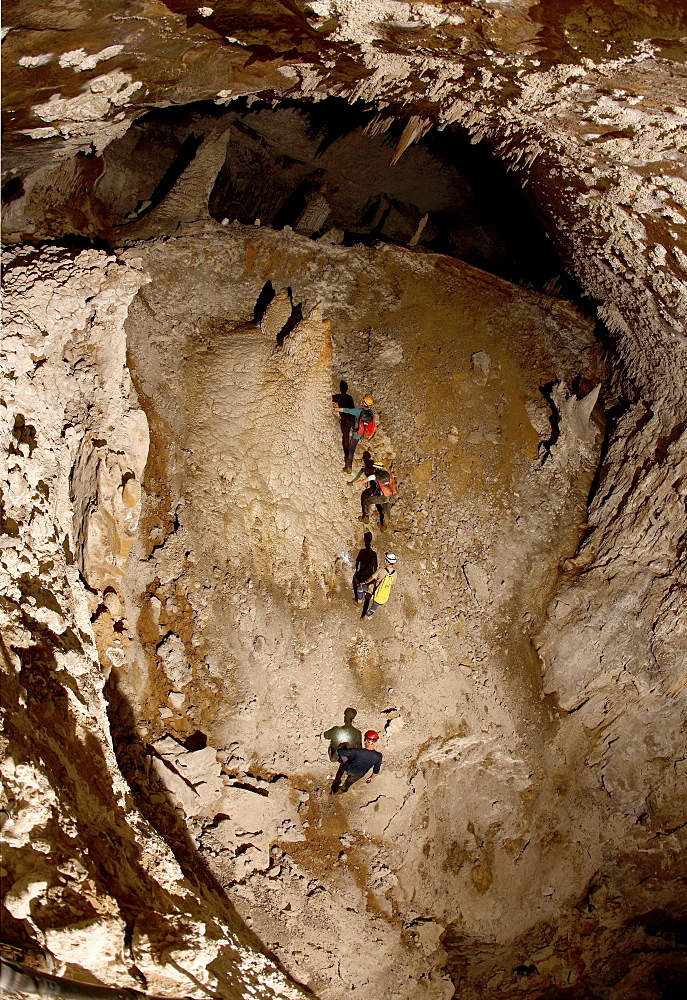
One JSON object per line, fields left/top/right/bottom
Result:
{"left": 358, "top": 408, "right": 377, "bottom": 438}
{"left": 375, "top": 468, "right": 398, "bottom": 497}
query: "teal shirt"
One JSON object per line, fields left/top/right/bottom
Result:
{"left": 339, "top": 407, "right": 371, "bottom": 441}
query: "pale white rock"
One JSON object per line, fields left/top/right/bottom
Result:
{"left": 260, "top": 288, "right": 294, "bottom": 340}
{"left": 156, "top": 633, "right": 192, "bottom": 687}
{"left": 385, "top": 715, "right": 405, "bottom": 734}
{"left": 105, "top": 646, "right": 126, "bottom": 668}
{"left": 45, "top": 916, "right": 127, "bottom": 973}
{"left": 151, "top": 756, "right": 200, "bottom": 815}
{"left": 18, "top": 53, "right": 53, "bottom": 67}
{"left": 527, "top": 409, "right": 552, "bottom": 452}
{"left": 58, "top": 46, "right": 124, "bottom": 71}
{"left": 411, "top": 919, "right": 445, "bottom": 955}
{"left": 151, "top": 742, "right": 225, "bottom": 818}
{"left": 153, "top": 527, "right": 191, "bottom": 585}
{"left": 3, "top": 876, "right": 49, "bottom": 921}
{"left": 463, "top": 561, "right": 491, "bottom": 604}
{"left": 33, "top": 72, "right": 142, "bottom": 124}
{"left": 234, "top": 844, "right": 271, "bottom": 878}
{"left": 0, "top": 761, "right": 58, "bottom": 847}
{"left": 103, "top": 590, "right": 123, "bottom": 618}
{"left": 214, "top": 782, "right": 305, "bottom": 851}
{"left": 471, "top": 350, "right": 491, "bottom": 386}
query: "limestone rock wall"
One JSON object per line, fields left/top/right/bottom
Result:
{"left": 1, "top": 2, "right": 686, "bottom": 998}
{"left": 3, "top": 2, "right": 686, "bottom": 406}
{"left": 0, "top": 245, "right": 310, "bottom": 999}
{"left": 1, "top": 244, "right": 148, "bottom": 656}
{"left": 2, "top": 222, "right": 684, "bottom": 1000}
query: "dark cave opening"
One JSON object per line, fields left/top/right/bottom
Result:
{"left": 93, "top": 97, "right": 576, "bottom": 295}
{"left": 205, "top": 97, "right": 571, "bottom": 291}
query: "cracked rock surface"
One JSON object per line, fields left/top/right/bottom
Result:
{"left": 0, "top": 244, "right": 310, "bottom": 999}
{"left": 2, "top": 3, "right": 687, "bottom": 999}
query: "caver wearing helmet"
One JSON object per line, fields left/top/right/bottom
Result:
{"left": 363, "top": 552, "right": 398, "bottom": 619}
{"left": 331, "top": 392, "right": 378, "bottom": 472}
{"left": 335, "top": 730, "right": 384, "bottom": 794}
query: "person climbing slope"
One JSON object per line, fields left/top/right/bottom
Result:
{"left": 335, "top": 731, "right": 383, "bottom": 793}
{"left": 332, "top": 394, "right": 377, "bottom": 472}
{"left": 351, "top": 461, "right": 398, "bottom": 531}
{"left": 332, "top": 380, "right": 355, "bottom": 458}
{"left": 363, "top": 553, "right": 397, "bottom": 618}
{"left": 348, "top": 449, "right": 376, "bottom": 482}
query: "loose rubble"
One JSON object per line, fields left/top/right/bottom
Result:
{"left": 2, "top": 3, "right": 686, "bottom": 998}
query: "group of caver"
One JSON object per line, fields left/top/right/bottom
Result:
{"left": 332, "top": 383, "right": 398, "bottom": 619}
{"left": 324, "top": 708, "right": 383, "bottom": 794}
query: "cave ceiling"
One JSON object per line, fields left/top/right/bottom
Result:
{"left": 3, "top": 1, "right": 687, "bottom": 170}
{"left": 3, "top": 0, "right": 687, "bottom": 402}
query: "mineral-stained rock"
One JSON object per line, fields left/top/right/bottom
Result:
{"left": 156, "top": 632, "right": 192, "bottom": 688}
{"left": 2, "top": 4, "right": 687, "bottom": 997}
{"left": 0, "top": 244, "right": 314, "bottom": 999}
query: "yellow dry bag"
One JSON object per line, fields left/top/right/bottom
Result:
{"left": 373, "top": 572, "right": 395, "bottom": 605}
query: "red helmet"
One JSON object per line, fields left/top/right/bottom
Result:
{"left": 364, "top": 730, "right": 379, "bottom": 742}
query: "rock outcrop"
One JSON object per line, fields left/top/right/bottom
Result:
{"left": 2, "top": 3, "right": 686, "bottom": 999}
{"left": 0, "top": 245, "right": 310, "bottom": 999}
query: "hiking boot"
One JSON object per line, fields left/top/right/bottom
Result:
{"left": 358, "top": 515, "right": 369, "bottom": 523}
{"left": 343, "top": 464, "right": 352, "bottom": 473}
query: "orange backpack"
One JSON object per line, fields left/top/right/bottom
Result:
{"left": 357, "top": 409, "right": 377, "bottom": 438}
{"left": 375, "top": 468, "right": 398, "bottom": 497}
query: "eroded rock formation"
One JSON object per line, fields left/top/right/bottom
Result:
{"left": 1, "top": 3, "right": 686, "bottom": 999}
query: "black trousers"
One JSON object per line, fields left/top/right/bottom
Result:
{"left": 330, "top": 761, "right": 347, "bottom": 793}
{"left": 341, "top": 771, "right": 364, "bottom": 792}
{"left": 361, "top": 487, "right": 392, "bottom": 524}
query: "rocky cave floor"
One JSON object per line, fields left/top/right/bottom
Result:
{"left": 2, "top": 216, "right": 685, "bottom": 1000}
{"left": 88, "top": 223, "right": 615, "bottom": 998}
{"left": 2, "top": 3, "right": 687, "bottom": 998}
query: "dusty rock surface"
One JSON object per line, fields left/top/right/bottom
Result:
{"left": 2, "top": 226, "right": 686, "bottom": 1000}
{"left": 0, "top": 244, "right": 310, "bottom": 999}
{"left": 2, "top": 2, "right": 687, "bottom": 999}
{"left": 2, "top": 216, "right": 685, "bottom": 1000}
{"left": 92, "top": 222, "right": 606, "bottom": 996}
{"left": 114, "top": 224, "right": 684, "bottom": 999}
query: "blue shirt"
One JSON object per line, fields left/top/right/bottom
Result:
{"left": 337, "top": 747, "right": 383, "bottom": 778}
{"left": 339, "top": 407, "right": 374, "bottom": 441}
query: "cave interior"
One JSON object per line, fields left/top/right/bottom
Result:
{"left": 1, "top": 4, "right": 686, "bottom": 1000}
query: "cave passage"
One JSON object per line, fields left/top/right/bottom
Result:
{"left": 97, "top": 97, "right": 572, "bottom": 292}
{"left": 2, "top": 0, "right": 686, "bottom": 994}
